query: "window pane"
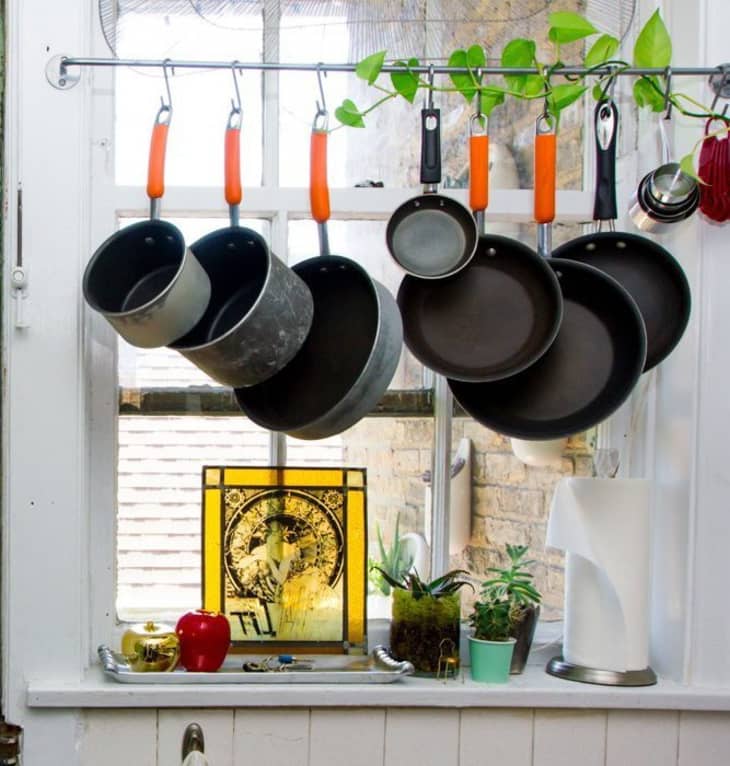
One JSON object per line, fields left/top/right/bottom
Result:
{"left": 112, "top": 4, "right": 264, "bottom": 187}
{"left": 278, "top": 0, "right": 587, "bottom": 189}
{"left": 117, "top": 415, "right": 271, "bottom": 621}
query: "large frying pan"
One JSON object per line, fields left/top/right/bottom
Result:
{"left": 233, "top": 114, "right": 403, "bottom": 440}
{"left": 553, "top": 101, "right": 691, "bottom": 371}
{"left": 449, "top": 120, "right": 647, "bottom": 440}
{"left": 396, "top": 115, "right": 562, "bottom": 381}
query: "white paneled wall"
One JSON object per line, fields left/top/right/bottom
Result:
{"left": 77, "top": 708, "right": 730, "bottom": 766}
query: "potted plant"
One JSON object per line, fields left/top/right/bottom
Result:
{"left": 374, "top": 567, "right": 472, "bottom": 676}
{"left": 468, "top": 544, "right": 542, "bottom": 682}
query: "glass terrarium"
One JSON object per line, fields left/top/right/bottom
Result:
{"left": 390, "top": 589, "right": 461, "bottom": 676}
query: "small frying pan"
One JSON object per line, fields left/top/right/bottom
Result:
{"left": 396, "top": 114, "right": 562, "bottom": 381}
{"left": 553, "top": 101, "right": 691, "bottom": 371}
{"left": 449, "top": 119, "right": 647, "bottom": 440}
{"left": 386, "top": 89, "right": 478, "bottom": 278}
{"left": 234, "top": 113, "right": 403, "bottom": 440}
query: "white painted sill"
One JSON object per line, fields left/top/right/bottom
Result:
{"left": 25, "top": 621, "right": 730, "bottom": 711}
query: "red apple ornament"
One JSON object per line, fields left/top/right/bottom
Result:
{"left": 175, "top": 610, "right": 231, "bottom": 672}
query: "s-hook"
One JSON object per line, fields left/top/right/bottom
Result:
{"left": 314, "top": 62, "right": 328, "bottom": 130}
{"left": 155, "top": 58, "right": 174, "bottom": 126}
{"left": 663, "top": 66, "right": 673, "bottom": 120}
{"left": 228, "top": 60, "right": 243, "bottom": 130}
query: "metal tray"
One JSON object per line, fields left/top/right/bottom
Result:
{"left": 98, "top": 644, "right": 414, "bottom": 684}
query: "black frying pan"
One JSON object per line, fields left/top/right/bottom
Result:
{"left": 449, "top": 123, "right": 647, "bottom": 440}
{"left": 553, "top": 101, "right": 691, "bottom": 371}
{"left": 386, "top": 106, "right": 478, "bottom": 278}
{"left": 396, "top": 119, "right": 562, "bottom": 381}
{"left": 233, "top": 119, "right": 403, "bottom": 440}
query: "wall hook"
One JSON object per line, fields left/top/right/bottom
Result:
{"left": 182, "top": 723, "right": 205, "bottom": 759}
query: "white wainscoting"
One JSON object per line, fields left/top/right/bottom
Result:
{"left": 77, "top": 708, "right": 730, "bottom": 766}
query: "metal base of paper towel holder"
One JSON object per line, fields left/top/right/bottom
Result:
{"left": 546, "top": 657, "right": 657, "bottom": 686}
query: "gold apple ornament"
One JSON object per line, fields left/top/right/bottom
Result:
{"left": 121, "top": 621, "right": 180, "bottom": 672}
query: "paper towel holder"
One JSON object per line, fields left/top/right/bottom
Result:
{"left": 546, "top": 656, "right": 657, "bottom": 686}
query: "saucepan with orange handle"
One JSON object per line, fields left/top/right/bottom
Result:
{"left": 170, "top": 104, "right": 313, "bottom": 387}
{"left": 234, "top": 110, "right": 403, "bottom": 440}
{"left": 83, "top": 103, "right": 211, "bottom": 348}
{"left": 449, "top": 114, "right": 647, "bottom": 439}
{"left": 396, "top": 112, "right": 562, "bottom": 382}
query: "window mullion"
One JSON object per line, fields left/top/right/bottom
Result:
{"left": 262, "top": 0, "right": 281, "bottom": 188}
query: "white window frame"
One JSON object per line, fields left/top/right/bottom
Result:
{"left": 11, "top": 1, "right": 730, "bottom": 756}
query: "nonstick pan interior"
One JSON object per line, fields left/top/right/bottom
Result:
{"left": 397, "top": 233, "right": 562, "bottom": 381}
{"left": 235, "top": 255, "right": 379, "bottom": 430}
{"left": 449, "top": 258, "right": 647, "bottom": 440}
{"left": 552, "top": 231, "right": 690, "bottom": 371}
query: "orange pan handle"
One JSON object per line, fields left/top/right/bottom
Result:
{"left": 534, "top": 129, "right": 556, "bottom": 224}
{"left": 146, "top": 121, "right": 169, "bottom": 201}
{"left": 225, "top": 126, "right": 242, "bottom": 207}
{"left": 310, "top": 128, "right": 330, "bottom": 224}
{"left": 469, "top": 132, "right": 489, "bottom": 213}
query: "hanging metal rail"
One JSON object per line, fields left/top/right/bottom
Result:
{"left": 46, "top": 54, "right": 729, "bottom": 90}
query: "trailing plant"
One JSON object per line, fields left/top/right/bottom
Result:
{"left": 373, "top": 567, "right": 473, "bottom": 600}
{"left": 334, "top": 9, "right": 727, "bottom": 179}
{"left": 469, "top": 544, "right": 542, "bottom": 642}
{"left": 367, "top": 514, "right": 414, "bottom": 597}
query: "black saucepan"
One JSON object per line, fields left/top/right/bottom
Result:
{"left": 386, "top": 105, "right": 478, "bottom": 278}
{"left": 396, "top": 115, "right": 562, "bottom": 381}
{"left": 449, "top": 121, "right": 648, "bottom": 440}
{"left": 169, "top": 109, "right": 313, "bottom": 387}
{"left": 553, "top": 101, "right": 691, "bottom": 371}
{"left": 83, "top": 107, "right": 211, "bottom": 348}
{"left": 234, "top": 117, "right": 403, "bottom": 440}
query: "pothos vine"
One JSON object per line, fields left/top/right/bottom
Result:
{"left": 332, "top": 9, "right": 728, "bottom": 182}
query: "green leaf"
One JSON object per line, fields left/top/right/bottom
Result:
{"left": 633, "top": 77, "right": 665, "bottom": 112}
{"left": 592, "top": 82, "right": 605, "bottom": 101}
{"left": 633, "top": 9, "right": 671, "bottom": 68}
{"left": 334, "top": 99, "right": 365, "bottom": 128}
{"left": 480, "top": 87, "right": 506, "bottom": 116}
{"left": 548, "top": 11, "right": 598, "bottom": 44}
{"left": 448, "top": 48, "right": 480, "bottom": 101}
{"left": 501, "top": 38, "right": 537, "bottom": 93}
{"left": 680, "top": 151, "right": 707, "bottom": 185}
{"left": 390, "top": 57, "right": 420, "bottom": 103}
{"left": 466, "top": 44, "right": 487, "bottom": 69}
{"left": 547, "top": 83, "right": 587, "bottom": 113}
{"left": 584, "top": 34, "right": 620, "bottom": 68}
{"left": 355, "top": 50, "right": 386, "bottom": 85}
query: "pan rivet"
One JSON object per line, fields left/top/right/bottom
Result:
{"left": 414, "top": 201, "right": 420, "bottom": 208}
{"left": 586, "top": 243, "right": 596, "bottom": 251}
{"left": 144, "top": 237, "right": 155, "bottom": 246}
{"left": 555, "top": 270, "right": 563, "bottom": 279}
{"left": 487, "top": 248, "right": 497, "bottom": 257}
{"left": 616, "top": 241, "right": 627, "bottom": 249}
{"left": 227, "top": 243, "right": 237, "bottom": 251}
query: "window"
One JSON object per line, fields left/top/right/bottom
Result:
{"left": 101, "top": 0, "right": 602, "bottom": 626}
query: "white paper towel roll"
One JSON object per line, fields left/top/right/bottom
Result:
{"left": 546, "top": 477, "right": 651, "bottom": 672}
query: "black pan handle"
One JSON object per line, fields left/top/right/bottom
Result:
{"left": 421, "top": 108, "right": 442, "bottom": 186}
{"left": 593, "top": 100, "right": 618, "bottom": 222}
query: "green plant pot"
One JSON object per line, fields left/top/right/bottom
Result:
{"left": 468, "top": 636, "right": 516, "bottom": 683}
{"left": 390, "top": 590, "right": 460, "bottom": 676}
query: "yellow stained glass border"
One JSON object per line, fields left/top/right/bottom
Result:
{"left": 202, "top": 465, "right": 367, "bottom": 655}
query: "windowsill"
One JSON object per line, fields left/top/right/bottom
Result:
{"left": 23, "top": 620, "right": 730, "bottom": 712}
{"left": 26, "top": 661, "right": 730, "bottom": 712}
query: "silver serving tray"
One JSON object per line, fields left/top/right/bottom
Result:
{"left": 98, "top": 644, "right": 414, "bottom": 684}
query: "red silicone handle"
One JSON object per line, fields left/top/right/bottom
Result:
{"left": 146, "top": 122, "right": 169, "bottom": 200}
{"left": 310, "top": 129, "right": 330, "bottom": 224}
{"left": 534, "top": 132, "right": 556, "bottom": 224}
{"left": 469, "top": 133, "right": 490, "bottom": 212}
{"left": 225, "top": 126, "right": 242, "bottom": 207}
